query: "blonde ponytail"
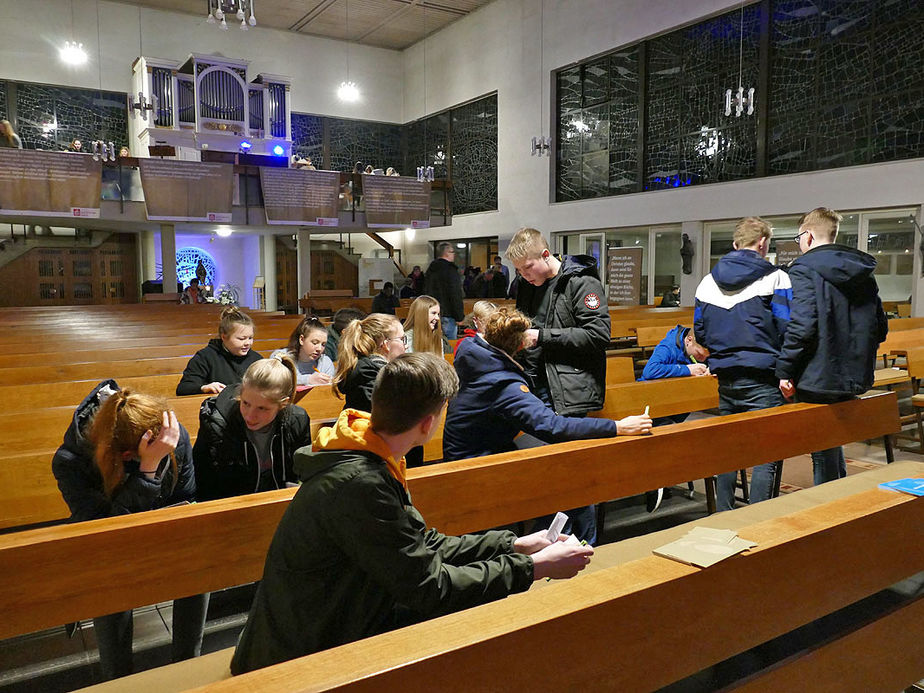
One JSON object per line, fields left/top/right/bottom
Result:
{"left": 333, "top": 314, "right": 399, "bottom": 399}
{"left": 241, "top": 355, "right": 297, "bottom": 406}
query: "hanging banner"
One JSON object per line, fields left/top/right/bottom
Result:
{"left": 139, "top": 159, "right": 233, "bottom": 222}
{"left": 259, "top": 167, "right": 340, "bottom": 226}
{"left": 363, "top": 176, "right": 430, "bottom": 229}
{"left": 0, "top": 149, "right": 101, "bottom": 218}
{"left": 607, "top": 246, "right": 643, "bottom": 305}
{"left": 775, "top": 241, "right": 801, "bottom": 268}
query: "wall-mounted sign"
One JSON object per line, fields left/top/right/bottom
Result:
{"left": 363, "top": 176, "right": 430, "bottom": 229}
{"left": 139, "top": 159, "right": 233, "bottom": 222}
{"left": 0, "top": 149, "right": 101, "bottom": 218}
{"left": 775, "top": 241, "right": 801, "bottom": 268}
{"left": 259, "top": 167, "right": 340, "bottom": 226}
{"left": 607, "top": 246, "right": 643, "bottom": 305}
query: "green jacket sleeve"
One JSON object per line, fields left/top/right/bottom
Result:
{"left": 420, "top": 517, "right": 519, "bottom": 565}
{"left": 332, "top": 472, "right": 533, "bottom": 618}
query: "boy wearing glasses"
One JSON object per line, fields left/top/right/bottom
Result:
{"left": 776, "top": 208, "right": 887, "bottom": 484}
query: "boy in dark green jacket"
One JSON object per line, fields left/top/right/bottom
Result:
{"left": 231, "top": 352, "right": 593, "bottom": 675}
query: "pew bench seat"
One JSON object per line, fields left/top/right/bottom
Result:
{"left": 76, "top": 460, "right": 924, "bottom": 693}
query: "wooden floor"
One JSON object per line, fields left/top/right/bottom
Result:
{"left": 1, "top": 427, "right": 921, "bottom": 693}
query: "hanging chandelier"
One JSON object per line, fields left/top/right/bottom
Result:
{"left": 205, "top": 0, "right": 256, "bottom": 31}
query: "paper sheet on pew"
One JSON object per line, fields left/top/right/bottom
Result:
{"left": 878, "top": 478, "right": 924, "bottom": 496}
{"left": 653, "top": 527, "right": 757, "bottom": 568}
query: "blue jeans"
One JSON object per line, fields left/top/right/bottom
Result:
{"left": 716, "top": 372, "right": 785, "bottom": 512}
{"left": 441, "top": 316, "right": 458, "bottom": 340}
{"left": 811, "top": 447, "right": 846, "bottom": 485}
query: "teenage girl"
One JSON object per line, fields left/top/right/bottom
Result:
{"left": 403, "top": 295, "right": 450, "bottom": 354}
{"left": 271, "top": 315, "right": 335, "bottom": 387}
{"left": 176, "top": 307, "right": 263, "bottom": 395}
{"left": 332, "top": 313, "right": 405, "bottom": 413}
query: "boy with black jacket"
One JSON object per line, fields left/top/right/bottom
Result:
{"left": 230, "top": 353, "right": 593, "bottom": 675}
{"left": 776, "top": 207, "right": 888, "bottom": 485}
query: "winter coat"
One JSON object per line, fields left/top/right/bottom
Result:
{"left": 175, "top": 338, "right": 263, "bottom": 395}
{"left": 52, "top": 379, "right": 196, "bottom": 522}
{"left": 424, "top": 257, "right": 465, "bottom": 321}
{"left": 338, "top": 354, "right": 387, "bottom": 413}
{"left": 694, "top": 249, "right": 792, "bottom": 376}
{"left": 444, "top": 336, "right": 618, "bottom": 461}
{"left": 192, "top": 386, "right": 311, "bottom": 501}
{"left": 639, "top": 325, "right": 695, "bottom": 380}
{"left": 775, "top": 244, "right": 887, "bottom": 400}
{"left": 229, "top": 410, "right": 533, "bottom": 675}
{"left": 515, "top": 254, "right": 611, "bottom": 415}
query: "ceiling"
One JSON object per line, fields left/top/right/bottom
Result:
{"left": 116, "top": 0, "right": 494, "bottom": 50}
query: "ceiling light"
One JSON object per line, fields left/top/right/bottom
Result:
{"left": 338, "top": 81, "right": 359, "bottom": 102}
{"left": 216, "top": 227, "right": 233, "bottom": 237}
{"left": 272, "top": 144, "right": 285, "bottom": 156}
{"left": 59, "top": 41, "right": 87, "bottom": 66}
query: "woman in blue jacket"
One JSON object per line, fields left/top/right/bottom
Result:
{"left": 444, "top": 308, "right": 651, "bottom": 461}
{"left": 51, "top": 380, "right": 207, "bottom": 681}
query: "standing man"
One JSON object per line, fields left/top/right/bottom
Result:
{"left": 507, "top": 227, "right": 611, "bottom": 543}
{"left": 424, "top": 242, "right": 464, "bottom": 340}
{"left": 694, "top": 217, "right": 792, "bottom": 512}
{"left": 776, "top": 207, "right": 887, "bottom": 485}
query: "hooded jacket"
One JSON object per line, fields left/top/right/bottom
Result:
{"left": 694, "top": 249, "right": 792, "bottom": 375}
{"left": 192, "top": 385, "right": 311, "bottom": 501}
{"left": 338, "top": 354, "right": 387, "bottom": 413}
{"left": 775, "top": 244, "right": 887, "bottom": 399}
{"left": 230, "top": 409, "right": 533, "bottom": 675}
{"left": 515, "top": 255, "right": 611, "bottom": 415}
{"left": 175, "top": 338, "right": 263, "bottom": 395}
{"left": 639, "top": 325, "right": 695, "bottom": 380}
{"left": 52, "top": 379, "right": 196, "bottom": 522}
{"left": 424, "top": 257, "right": 465, "bottom": 321}
{"left": 444, "top": 336, "right": 618, "bottom": 461}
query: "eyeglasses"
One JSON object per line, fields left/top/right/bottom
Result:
{"left": 793, "top": 230, "right": 809, "bottom": 243}
{"left": 385, "top": 335, "right": 408, "bottom": 346}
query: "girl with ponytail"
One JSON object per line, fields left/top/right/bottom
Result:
{"left": 176, "top": 306, "right": 263, "bottom": 395}
{"left": 51, "top": 379, "right": 206, "bottom": 680}
{"left": 332, "top": 313, "right": 405, "bottom": 413}
{"left": 193, "top": 355, "right": 311, "bottom": 501}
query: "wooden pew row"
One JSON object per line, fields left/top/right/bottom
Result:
{"left": 0, "top": 311, "right": 291, "bottom": 331}
{"left": 605, "top": 355, "right": 636, "bottom": 385}
{"left": 878, "top": 326, "right": 924, "bottom": 359}
{"left": 610, "top": 311, "right": 695, "bottom": 340}
{"left": 0, "top": 339, "right": 285, "bottom": 369}
{"left": 122, "top": 475, "right": 924, "bottom": 693}
{"left": 886, "top": 316, "right": 924, "bottom": 331}
{"left": 0, "top": 393, "right": 901, "bottom": 643}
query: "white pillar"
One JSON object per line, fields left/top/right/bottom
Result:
{"left": 679, "top": 220, "right": 705, "bottom": 308}
{"left": 140, "top": 230, "right": 156, "bottom": 281}
{"left": 296, "top": 227, "right": 311, "bottom": 310}
{"left": 160, "top": 224, "right": 177, "bottom": 294}
{"left": 261, "top": 234, "right": 278, "bottom": 312}
{"left": 912, "top": 204, "right": 924, "bottom": 318}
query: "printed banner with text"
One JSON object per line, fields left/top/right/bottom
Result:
{"left": 363, "top": 176, "right": 431, "bottom": 229}
{"left": 0, "top": 149, "right": 101, "bottom": 218}
{"left": 259, "top": 168, "right": 340, "bottom": 226}
{"left": 607, "top": 246, "right": 643, "bottom": 305}
{"left": 139, "top": 159, "right": 234, "bottom": 222}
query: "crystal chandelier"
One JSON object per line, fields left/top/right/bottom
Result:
{"left": 205, "top": 0, "right": 256, "bottom": 31}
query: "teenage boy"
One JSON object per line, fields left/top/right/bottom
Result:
{"left": 507, "top": 227, "right": 611, "bottom": 543}
{"left": 694, "top": 217, "right": 792, "bottom": 512}
{"left": 776, "top": 207, "right": 887, "bottom": 485}
{"left": 230, "top": 352, "right": 593, "bottom": 675}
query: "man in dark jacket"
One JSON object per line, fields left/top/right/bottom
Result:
{"left": 776, "top": 207, "right": 887, "bottom": 485}
{"left": 507, "top": 227, "right": 611, "bottom": 544}
{"left": 424, "top": 242, "right": 464, "bottom": 339}
{"left": 230, "top": 353, "right": 593, "bottom": 674}
{"left": 370, "top": 281, "right": 400, "bottom": 314}
{"left": 695, "top": 217, "right": 792, "bottom": 511}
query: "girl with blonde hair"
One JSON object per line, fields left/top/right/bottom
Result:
{"left": 177, "top": 306, "right": 263, "bottom": 395}
{"left": 403, "top": 295, "right": 450, "bottom": 355}
{"left": 193, "top": 355, "right": 311, "bottom": 500}
{"left": 333, "top": 313, "right": 405, "bottom": 412}
{"left": 52, "top": 380, "right": 206, "bottom": 680}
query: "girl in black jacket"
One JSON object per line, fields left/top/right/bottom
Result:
{"left": 193, "top": 356, "right": 311, "bottom": 501}
{"left": 51, "top": 380, "right": 207, "bottom": 681}
{"left": 176, "top": 307, "right": 263, "bottom": 395}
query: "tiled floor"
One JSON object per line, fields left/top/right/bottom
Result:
{"left": 1, "top": 435, "right": 920, "bottom": 693}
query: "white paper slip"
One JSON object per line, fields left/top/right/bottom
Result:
{"left": 564, "top": 533, "right": 581, "bottom": 546}
{"left": 653, "top": 527, "right": 757, "bottom": 568}
{"left": 545, "top": 512, "right": 569, "bottom": 542}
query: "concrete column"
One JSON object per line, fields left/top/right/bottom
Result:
{"left": 139, "top": 230, "right": 156, "bottom": 282}
{"left": 160, "top": 224, "right": 177, "bottom": 294}
{"left": 261, "top": 234, "right": 278, "bottom": 312}
{"left": 296, "top": 227, "right": 311, "bottom": 309}
{"left": 679, "top": 220, "right": 705, "bottom": 308}
{"left": 912, "top": 204, "right": 924, "bottom": 317}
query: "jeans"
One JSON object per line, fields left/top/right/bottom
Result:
{"left": 716, "top": 372, "right": 785, "bottom": 512}
{"left": 93, "top": 592, "right": 210, "bottom": 680}
{"left": 811, "top": 446, "right": 846, "bottom": 485}
{"left": 441, "top": 316, "right": 458, "bottom": 340}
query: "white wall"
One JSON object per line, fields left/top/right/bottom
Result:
{"left": 0, "top": 0, "right": 404, "bottom": 122}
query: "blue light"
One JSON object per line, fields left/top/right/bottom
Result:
{"left": 240, "top": 141, "right": 253, "bottom": 151}
{"left": 272, "top": 145, "right": 285, "bottom": 157}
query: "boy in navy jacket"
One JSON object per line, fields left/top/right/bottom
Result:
{"left": 776, "top": 207, "right": 887, "bottom": 485}
{"left": 695, "top": 217, "right": 792, "bottom": 511}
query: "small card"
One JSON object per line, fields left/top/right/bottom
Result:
{"left": 878, "top": 478, "right": 924, "bottom": 497}
{"left": 545, "top": 512, "right": 569, "bottom": 542}
{"left": 653, "top": 527, "right": 757, "bottom": 568}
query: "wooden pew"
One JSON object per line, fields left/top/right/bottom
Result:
{"left": 0, "top": 393, "right": 901, "bottom": 644}
{"left": 590, "top": 375, "right": 718, "bottom": 421}
{"left": 887, "top": 316, "right": 924, "bottom": 331}
{"left": 605, "top": 355, "right": 636, "bottom": 385}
